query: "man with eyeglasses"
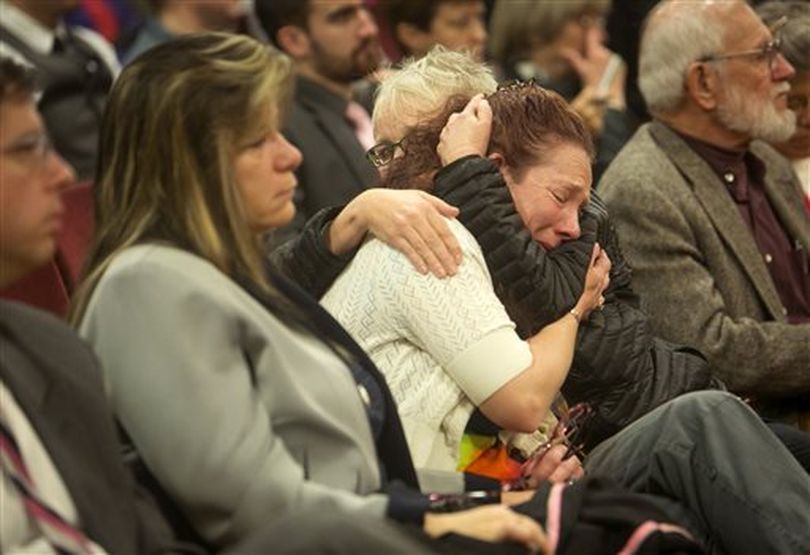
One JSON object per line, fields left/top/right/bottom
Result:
{"left": 0, "top": 0, "right": 119, "bottom": 181}
{"left": 599, "top": 0, "right": 810, "bottom": 427}
{"left": 0, "top": 55, "right": 186, "bottom": 555}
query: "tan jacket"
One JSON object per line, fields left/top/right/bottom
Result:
{"left": 600, "top": 121, "right": 810, "bottom": 402}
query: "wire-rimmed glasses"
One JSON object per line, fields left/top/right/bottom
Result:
{"left": 697, "top": 16, "right": 787, "bottom": 76}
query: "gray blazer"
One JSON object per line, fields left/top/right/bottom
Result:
{"left": 78, "top": 245, "right": 388, "bottom": 549}
{"left": 599, "top": 122, "right": 810, "bottom": 399}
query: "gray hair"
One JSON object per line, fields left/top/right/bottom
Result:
{"left": 372, "top": 46, "right": 497, "bottom": 136}
{"left": 489, "top": 0, "right": 611, "bottom": 67}
{"left": 638, "top": 0, "right": 726, "bottom": 115}
{"left": 756, "top": 1, "right": 810, "bottom": 72}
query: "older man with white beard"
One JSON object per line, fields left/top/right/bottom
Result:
{"left": 599, "top": 0, "right": 810, "bottom": 425}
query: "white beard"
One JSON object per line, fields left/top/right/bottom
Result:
{"left": 716, "top": 81, "right": 797, "bottom": 143}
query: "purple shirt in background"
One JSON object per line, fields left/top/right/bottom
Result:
{"left": 678, "top": 133, "right": 810, "bottom": 324}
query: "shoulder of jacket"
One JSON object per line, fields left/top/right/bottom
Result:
{"left": 101, "top": 245, "right": 238, "bottom": 300}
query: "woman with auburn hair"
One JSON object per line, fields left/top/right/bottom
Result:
{"left": 325, "top": 82, "right": 610, "bottom": 482}
{"left": 321, "top": 71, "right": 810, "bottom": 552}
{"left": 71, "top": 33, "right": 547, "bottom": 552}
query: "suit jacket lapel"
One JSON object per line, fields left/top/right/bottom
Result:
{"left": 0, "top": 329, "right": 80, "bottom": 452}
{"left": 649, "top": 122, "right": 785, "bottom": 319}
{"left": 0, "top": 320, "right": 130, "bottom": 546}
{"left": 0, "top": 348, "right": 50, "bottom": 412}
{"left": 296, "top": 78, "right": 377, "bottom": 190}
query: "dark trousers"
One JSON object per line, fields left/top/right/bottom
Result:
{"left": 586, "top": 391, "right": 810, "bottom": 555}
{"left": 765, "top": 419, "right": 810, "bottom": 473}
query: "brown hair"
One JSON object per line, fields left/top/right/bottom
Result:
{"left": 70, "top": 33, "right": 294, "bottom": 324}
{"left": 254, "top": 0, "right": 310, "bottom": 48}
{"left": 382, "top": 80, "right": 594, "bottom": 190}
{"left": 387, "top": 0, "right": 486, "bottom": 55}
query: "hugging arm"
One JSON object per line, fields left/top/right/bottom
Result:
{"left": 269, "top": 191, "right": 461, "bottom": 299}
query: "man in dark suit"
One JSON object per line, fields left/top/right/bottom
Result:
{"left": 599, "top": 0, "right": 810, "bottom": 423}
{"left": 0, "top": 0, "right": 118, "bottom": 181}
{"left": 0, "top": 55, "right": 180, "bottom": 554}
{"left": 255, "top": 0, "right": 382, "bottom": 243}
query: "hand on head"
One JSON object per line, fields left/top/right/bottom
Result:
{"left": 342, "top": 189, "right": 462, "bottom": 277}
{"left": 437, "top": 94, "right": 493, "bottom": 166}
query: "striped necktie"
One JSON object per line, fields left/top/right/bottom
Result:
{"left": 0, "top": 416, "right": 94, "bottom": 554}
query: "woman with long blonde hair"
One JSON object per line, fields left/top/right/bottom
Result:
{"left": 70, "top": 33, "right": 546, "bottom": 552}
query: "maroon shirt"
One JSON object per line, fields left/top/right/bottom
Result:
{"left": 679, "top": 132, "right": 810, "bottom": 323}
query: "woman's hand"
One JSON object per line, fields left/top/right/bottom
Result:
{"left": 437, "top": 94, "right": 493, "bottom": 166}
{"left": 424, "top": 505, "right": 548, "bottom": 553}
{"left": 574, "top": 243, "right": 611, "bottom": 320}
{"left": 561, "top": 26, "right": 626, "bottom": 137}
{"left": 570, "top": 86, "right": 607, "bottom": 136}
{"left": 326, "top": 189, "right": 462, "bottom": 277}
{"left": 523, "top": 444, "right": 585, "bottom": 487}
{"left": 501, "top": 490, "right": 536, "bottom": 506}
{"left": 560, "top": 25, "right": 626, "bottom": 116}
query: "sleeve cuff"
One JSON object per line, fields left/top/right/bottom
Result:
{"left": 447, "top": 326, "right": 532, "bottom": 405}
{"left": 463, "top": 472, "right": 502, "bottom": 491}
{"left": 385, "top": 482, "right": 430, "bottom": 524}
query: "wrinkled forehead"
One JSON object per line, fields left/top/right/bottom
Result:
{"left": 719, "top": 2, "right": 771, "bottom": 50}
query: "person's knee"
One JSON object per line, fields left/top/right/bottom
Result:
{"left": 670, "top": 391, "right": 770, "bottom": 443}
{"left": 667, "top": 390, "right": 743, "bottom": 415}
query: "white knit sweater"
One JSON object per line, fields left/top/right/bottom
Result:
{"left": 322, "top": 219, "right": 537, "bottom": 473}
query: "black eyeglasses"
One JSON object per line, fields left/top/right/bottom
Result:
{"left": 697, "top": 16, "right": 787, "bottom": 76}
{"left": 550, "top": 400, "right": 594, "bottom": 461}
{"left": 365, "top": 139, "right": 406, "bottom": 168}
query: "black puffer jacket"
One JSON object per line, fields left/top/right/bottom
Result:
{"left": 267, "top": 205, "right": 353, "bottom": 299}
{"left": 433, "top": 156, "right": 721, "bottom": 449}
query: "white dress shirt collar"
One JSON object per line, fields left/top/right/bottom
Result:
{"left": 0, "top": 1, "right": 68, "bottom": 55}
